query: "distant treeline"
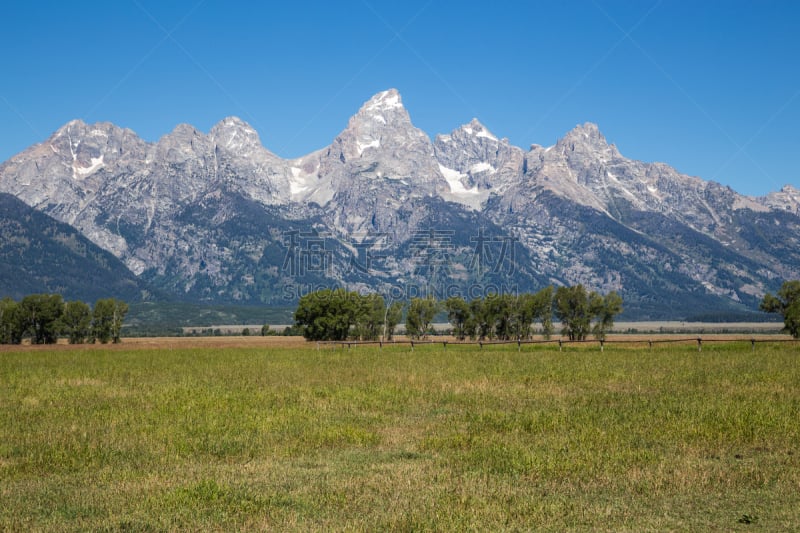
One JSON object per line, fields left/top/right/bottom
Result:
{"left": 0, "top": 294, "right": 128, "bottom": 345}
{"left": 684, "top": 311, "right": 782, "bottom": 323}
{"left": 294, "top": 286, "right": 623, "bottom": 342}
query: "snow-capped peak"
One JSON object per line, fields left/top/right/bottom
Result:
{"left": 346, "top": 89, "right": 414, "bottom": 133}
{"left": 364, "top": 88, "right": 404, "bottom": 112}
{"left": 461, "top": 118, "right": 498, "bottom": 142}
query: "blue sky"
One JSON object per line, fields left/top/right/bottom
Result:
{"left": 1, "top": 1, "right": 798, "bottom": 196}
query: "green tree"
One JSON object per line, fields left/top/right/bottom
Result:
{"left": 487, "top": 293, "right": 516, "bottom": 340}
{"left": 591, "top": 291, "right": 623, "bottom": 341}
{"left": 444, "top": 296, "right": 471, "bottom": 340}
{"left": 295, "top": 288, "right": 362, "bottom": 341}
{"left": 405, "top": 297, "right": 438, "bottom": 339}
{"left": 761, "top": 280, "right": 800, "bottom": 338}
{"left": 62, "top": 301, "right": 92, "bottom": 344}
{"left": 92, "top": 298, "right": 129, "bottom": 344}
{"left": 533, "top": 286, "right": 554, "bottom": 339}
{"left": 0, "top": 297, "right": 22, "bottom": 345}
{"left": 554, "top": 285, "right": 592, "bottom": 341}
{"left": 513, "top": 293, "right": 536, "bottom": 339}
{"left": 468, "top": 298, "right": 492, "bottom": 340}
{"left": 354, "top": 293, "right": 385, "bottom": 341}
{"left": 17, "top": 294, "right": 64, "bottom": 344}
{"left": 554, "top": 286, "right": 623, "bottom": 341}
{"left": 384, "top": 301, "right": 404, "bottom": 341}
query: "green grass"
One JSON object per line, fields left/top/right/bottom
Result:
{"left": 1, "top": 342, "right": 799, "bottom": 531}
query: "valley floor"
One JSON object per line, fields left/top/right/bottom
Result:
{"left": 1, "top": 341, "right": 798, "bottom": 530}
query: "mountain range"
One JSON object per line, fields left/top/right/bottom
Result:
{"left": 1, "top": 88, "right": 798, "bottom": 318}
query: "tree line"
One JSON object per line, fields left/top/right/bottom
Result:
{"left": 294, "top": 285, "right": 623, "bottom": 342}
{"left": 294, "top": 289, "right": 404, "bottom": 342}
{"left": 0, "top": 294, "right": 129, "bottom": 345}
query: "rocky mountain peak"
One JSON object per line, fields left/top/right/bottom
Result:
{"left": 435, "top": 118, "right": 500, "bottom": 147}
{"left": 553, "top": 122, "right": 620, "bottom": 167}
{"left": 460, "top": 118, "right": 499, "bottom": 142}
{"left": 362, "top": 88, "right": 404, "bottom": 112}
{"left": 209, "top": 116, "right": 269, "bottom": 157}
{"left": 434, "top": 119, "right": 524, "bottom": 210}
{"left": 350, "top": 88, "right": 412, "bottom": 129}
{"left": 163, "top": 123, "right": 204, "bottom": 142}
{"left": 24, "top": 119, "right": 145, "bottom": 184}
{"left": 330, "top": 89, "right": 431, "bottom": 163}
{"left": 151, "top": 123, "right": 214, "bottom": 167}
{"left": 559, "top": 122, "right": 609, "bottom": 147}
{"left": 760, "top": 184, "right": 800, "bottom": 214}
{"left": 51, "top": 119, "right": 132, "bottom": 146}
{"left": 54, "top": 118, "right": 87, "bottom": 135}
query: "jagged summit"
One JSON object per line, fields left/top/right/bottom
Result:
{"left": 54, "top": 118, "right": 87, "bottom": 133}
{"left": 209, "top": 116, "right": 267, "bottom": 156}
{"left": 362, "top": 88, "right": 404, "bottom": 112}
{"left": 161, "top": 123, "right": 203, "bottom": 141}
{"left": 559, "top": 122, "right": 610, "bottom": 146}
{"left": 210, "top": 116, "right": 258, "bottom": 137}
{"left": 331, "top": 89, "right": 433, "bottom": 163}
{"left": 349, "top": 88, "right": 413, "bottom": 130}
{"left": 460, "top": 118, "right": 499, "bottom": 141}
{"left": 554, "top": 122, "right": 620, "bottom": 165}
{"left": 760, "top": 184, "right": 800, "bottom": 214}
{"left": 51, "top": 119, "right": 135, "bottom": 141}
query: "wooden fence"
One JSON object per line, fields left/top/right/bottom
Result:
{"left": 318, "top": 337, "right": 798, "bottom": 352}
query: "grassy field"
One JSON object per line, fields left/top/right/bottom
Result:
{"left": 1, "top": 340, "right": 798, "bottom": 531}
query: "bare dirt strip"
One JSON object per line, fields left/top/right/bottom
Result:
{"left": 1, "top": 332, "right": 795, "bottom": 352}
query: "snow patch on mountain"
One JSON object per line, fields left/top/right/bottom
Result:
{"left": 74, "top": 155, "right": 104, "bottom": 178}
{"left": 438, "top": 164, "right": 479, "bottom": 195}
{"left": 470, "top": 162, "right": 496, "bottom": 174}
{"left": 357, "top": 138, "right": 381, "bottom": 155}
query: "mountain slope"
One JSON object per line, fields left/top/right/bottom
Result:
{"left": 0, "top": 193, "right": 149, "bottom": 301}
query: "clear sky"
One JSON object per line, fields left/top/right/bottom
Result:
{"left": 1, "top": 1, "right": 798, "bottom": 196}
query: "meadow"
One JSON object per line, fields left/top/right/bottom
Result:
{"left": 1, "top": 340, "right": 798, "bottom": 531}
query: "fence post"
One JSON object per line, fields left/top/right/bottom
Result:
{"left": 518, "top": 339, "right": 521, "bottom": 352}
{"left": 648, "top": 340, "right": 652, "bottom": 351}
{"left": 443, "top": 341, "right": 447, "bottom": 351}
{"left": 558, "top": 339, "right": 562, "bottom": 352}
{"left": 479, "top": 341, "right": 483, "bottom": 350}
{"left": 600, "top": 340, "right": 604, "bottom": 352}
{"left": 411, "top": 341, "right": 414, "bottom": 352}
{"left": 751, "top": 338, "right": 755, "bottom": 352}
{"left": 697, "top": 337, "right": 702, "bottom": 352}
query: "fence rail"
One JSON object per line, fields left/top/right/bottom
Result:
{"left": 318, "top": 337, "right": 798, "bottom": 352}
